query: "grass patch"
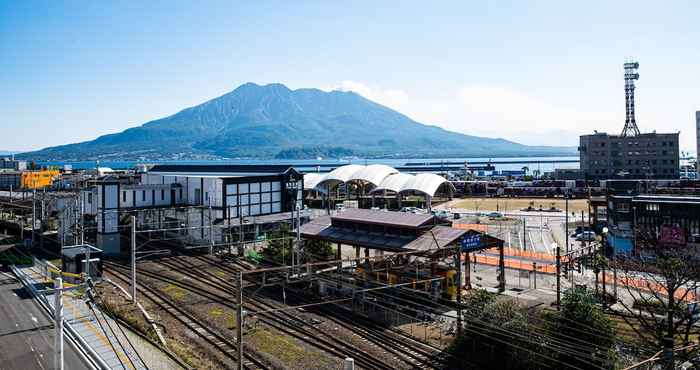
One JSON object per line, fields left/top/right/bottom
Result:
{"left": 250, "top": 329, "right": 314, "bottom": 364}
{"left": 214, "top": 270, "right": 227, "bottom": 278}
{"left": 453, "top": 197, "right": 589, "bottom": 213}
{"left": 161, "top": 284, "right": 188, "bottom": 301}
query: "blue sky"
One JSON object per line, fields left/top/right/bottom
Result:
{"left": 1, "top": 1, "right": 698, "bottom": 153}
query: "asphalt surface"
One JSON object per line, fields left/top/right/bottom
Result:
{"left": 0, "top": 271, "right": 90, "bottom": 370}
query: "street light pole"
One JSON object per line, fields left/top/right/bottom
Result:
{"left": 131, "top": 215, "right": 137, "bottom": 304}
{"left": 54, "top": 277, "right": 64, "bottom": 370}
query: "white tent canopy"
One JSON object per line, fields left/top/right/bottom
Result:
{"left": 303, "top": 173, "right": 325, "bottom": 190}
{"left": 347, "top": 164, "right": 399, "bottom": 187}
{"left": 316, "top": 164, "right": 365, "bottom": 189}
{"left": 399, "top": 173, "right": 455, "bottom": 197}
{"left": 369, "top": 173, "right": 415, "bottom": 194}
{"left": 311, "top": 164, "right": 453, "bottom": 198}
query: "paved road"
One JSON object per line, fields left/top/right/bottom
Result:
{"left": 0, "top": 271, "right": 90, "bottom": 370}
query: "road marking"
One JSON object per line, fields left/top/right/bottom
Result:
{"left": 31, "top": 315, "right": 38, "bottom": 324}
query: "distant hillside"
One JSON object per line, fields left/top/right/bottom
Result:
{"left": 20, "top": 82, "right": 576, "bottom": 160}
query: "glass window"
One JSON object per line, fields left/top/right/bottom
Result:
{"left": 271, "top": 192, "right": 281, "bottom": 202}
{"left": 239, "top": 183, "right": 249, "bottom": 194}
{"left": 250, "top": 193, "right": 260, "bottom": 204}
{"left": 261, "top": 193, "right": 271, "bottom": 203}
{"left": 271, "top": 182, "right": 281, "bottom": 191}
{"left": 250, "top": 204, "right": 261, "bottom": 215}
{"left": 226, "top": 195, "right": 237, "bottom": 206}
{"left": 271, "top": 203, "right": 281, "bottom": 213}
{"left": 240, "top": 194, "right": 249, "bottom": 205}
{"left": 261, "top": 203, "right": 271, "bottom": 214}
{"left": 250, "top": 182, "right": 260, "bottom": 193}
{"left": 226, "top": 184, "right": 237, "bottom": 194}
{"left": 261, "top": 182, "right": 271, "bottom": 192}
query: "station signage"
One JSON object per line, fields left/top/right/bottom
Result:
{"left": 461, "top": 235, "right": 482, "bottom": 251}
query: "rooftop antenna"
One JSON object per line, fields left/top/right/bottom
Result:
{"left": 621, "top": 59, "right": 641, "bottom": 137}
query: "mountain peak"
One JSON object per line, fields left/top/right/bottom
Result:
{"left": 20, "top": 82, "right": 576, "bottom": 160}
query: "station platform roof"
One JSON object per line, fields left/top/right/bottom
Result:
{"left": 299, "top": 209, "right": 478, "bottom": 254}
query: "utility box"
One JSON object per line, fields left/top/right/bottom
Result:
{"left": 62, "top": 244, "right": 103, "bottom": 279}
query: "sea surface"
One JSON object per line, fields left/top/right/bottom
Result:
{"left": 38, "top": 156, "right": 580, "bottom": 173}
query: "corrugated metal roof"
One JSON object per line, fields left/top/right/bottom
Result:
{"left": 149, "top": 164, "right": 296, "bottom": 175}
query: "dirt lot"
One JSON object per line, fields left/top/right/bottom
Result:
{"left": 449, "top": 197, "right": 590, "bottom": 213}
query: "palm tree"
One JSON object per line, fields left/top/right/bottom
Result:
{"left": 521, "top": 166, "right": 529, "bottom": 176}
{"left": 533, "top": 169, "right": 541, "bottom": 179}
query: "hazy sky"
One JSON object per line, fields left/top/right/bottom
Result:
{"left": 1, "top": 1, "right": 698, "bottom": 153}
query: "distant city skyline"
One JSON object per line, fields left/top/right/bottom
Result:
{"left": 1, "top": 1, "right": 698, "bottom": 153}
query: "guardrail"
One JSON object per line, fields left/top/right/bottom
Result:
{"left": 11, "top": 264, "right": 111, "bottom": 370}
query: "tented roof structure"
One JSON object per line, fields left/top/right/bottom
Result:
{"left": 399, "top": 173, "right": 456, "bottom": 197}
{"left": 310, "top": 164, "right": 453, "bottom": 197}
{"left": 347, "top": 164, "right": 399, "bottom": 187}
{"left": 316, "top": 164, "right": 365, "bottom": 188}
{"left": 369, "top": 173, "right": 414, "bottom": 194}
{"left": 303, "top": 173, "right": 325, "bottom": 190}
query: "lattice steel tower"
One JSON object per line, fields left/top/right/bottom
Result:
{"left": 621, "top": 60, "right": 641, "bottom": 137}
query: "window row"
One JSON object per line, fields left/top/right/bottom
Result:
{"left": 227, "top": 203, "right": 282, "bottom": 217}
{"left": 226, "top": 192, "right": 281, "bottom": 206}
{"left": 226, "top": 181, "right": 281, "bottom": 195}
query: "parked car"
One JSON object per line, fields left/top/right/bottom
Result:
{"left": 432, "top": 210, "right": 451, "bottom": 219}
{"left": 335, "top": 204, "right": 345, "bottom": 211}
{"left": 575, "top": 231, "right": 596, "bottom": 241}
{"left": 487, "top": 211, "right": 504, "bottom": 219}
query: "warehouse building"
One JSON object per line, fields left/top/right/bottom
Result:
{"left": 82, "top": 165, "right": 305, "bottom": 253}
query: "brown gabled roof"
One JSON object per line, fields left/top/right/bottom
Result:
{"left": 331, "top": 208, "right": 435, "bottom": 229}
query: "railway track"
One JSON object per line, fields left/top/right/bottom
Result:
{"left": 103, "top": 261, "right": 268, "bottom": 370}
{"left": 180, "top": 254, "right": 451, "bottom": 368}
{"left": 150, "top": 256, "right": 401, "bottom": 370}
{"left": 107, "top": 257, "right": 397, "bottom": 370}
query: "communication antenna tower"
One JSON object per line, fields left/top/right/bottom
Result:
{"left": 621, "top": 59, "right": 641, "bottom": 137}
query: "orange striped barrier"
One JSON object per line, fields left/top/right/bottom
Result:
{"left": 453, "top": 223, "right": 488, "bottom": 232}
{"left": 471, "top": 251, "right": 557, "bottom": 274}
{"left": 602, "top": 272, "right": 697, "bottom": 302}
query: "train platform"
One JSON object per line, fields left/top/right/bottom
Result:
{"left": 13, "top": 263, "right": 148, "bottom": 370}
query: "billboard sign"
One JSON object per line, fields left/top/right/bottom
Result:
{"left": 461, "top": 234, "right": 482, "bottom": 251}
{"left": 659, "top": 224, "right": 686, "bottom": 246}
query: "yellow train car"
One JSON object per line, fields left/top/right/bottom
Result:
{"left": 21, "top": 169, "right": 60, "bottom": 189}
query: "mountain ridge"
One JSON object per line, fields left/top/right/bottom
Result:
{"left": 19, "top": 82, "right": 576, "bottom": 161}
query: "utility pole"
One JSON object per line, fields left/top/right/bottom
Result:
{"left": 565, "top": 192, "right": 569, "bottom": 253}
{"left": 455, "top": 245, "right": 462, "bottom": 337}
{"left": 54, "top": 277, "right": 64, "bottom": 370}
{"left": 32, "top": 188, "right": 36, "bottom": 247}
{"left": 236, "top": 271, "right": 244, "bottom": 370}
{"left": 555, "top": 244, "right": 561, "bottom": 311}
{"left": 80, "top": 193, "right": 84, "bottom": 244}
{"left": 522, "top": 218, "right": 527, "bottom": 251}
{"left": 208, "top": 206, "right": 214, "bottom": 255}
{"left": 131, "top": 215, "right": 136, "bottom": 304}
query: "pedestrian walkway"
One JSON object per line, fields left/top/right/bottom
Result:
{"left": 14, "top": 264, "right": 147, "bottom": 370}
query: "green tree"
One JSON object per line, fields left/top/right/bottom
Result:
{"left": 548, "top": 287, "right": 618, "bottom": 369}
